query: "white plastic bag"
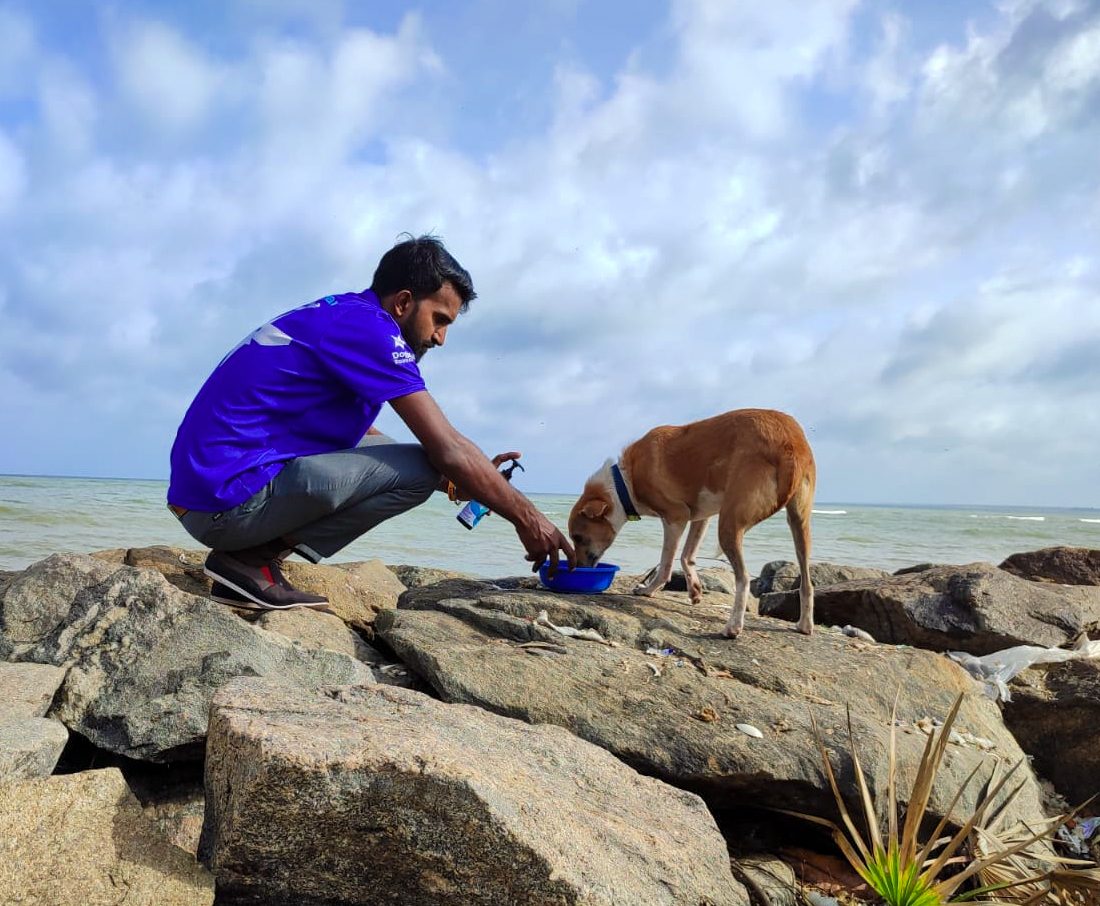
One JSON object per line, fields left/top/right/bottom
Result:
{"left": 947, "top": 637, "right": 1100, "bottom": 702}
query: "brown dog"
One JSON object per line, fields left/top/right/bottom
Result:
{"left": 567, "top": 408, "right": 816, "bottom": 638}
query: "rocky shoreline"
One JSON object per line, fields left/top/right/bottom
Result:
{"left": 2, "top": 545, "right": 1099, "bottom": 904}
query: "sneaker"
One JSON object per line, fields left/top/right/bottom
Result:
{"left": 208, "top": 581, "right": 263, "bottom": 610}
{"left": 203, "top": 551, "right": 330, "bottom": 610}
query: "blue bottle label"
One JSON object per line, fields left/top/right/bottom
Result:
{"left": 457, "top": 499, "right": 490, "bottom": 530}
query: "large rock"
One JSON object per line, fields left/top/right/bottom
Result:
{"left": 203, "top": 677, "right": 748, "bottom": 906}
{"left": 0, "top": 768, "right": 214, "bottom": 904}
{"left": 389, "top": 563, "right": 474, "bottom": 588}
{"left": 1003, "top": 659, "right": 1100, "bottom": 806}
{"left": 999, "top": 547, "right": 1100, "bottom": 586}
{"left": 92, "top": 544, "right": 210, "bottom": 595}
{"left": 664, "top": 567, "right": 737, "bottom": 595}
{"left": 0, "top": 661, "right": 67, "bottom": 718}
{"left": 759, "top": 563, "right": 1100, "bottom": 655}
{"left": 283, "top": 558, "right": 407, "bottom": 632}
{"left": 92, "top": 545, "right": 407, "bottom": 632}
{"left": 0, "top": 553, "right": 373, "bottom": 762}
{"left": 751, "top": 560, "right": 890, "bottom": 597}
{"left": 376, "top": 579, "right": 1046, "bottom": 828}
{"left": 0, "top": 717, "right": 68, "bottom": 780}
{"left": 256, "top": 607, "right": 383, "bottom": 664}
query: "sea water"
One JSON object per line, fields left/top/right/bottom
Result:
{"left": 1, "top": 475, "right": 1098, "bottom": 578}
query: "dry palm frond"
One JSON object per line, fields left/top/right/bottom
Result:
{"left": 970, "top": 798, "right": 1100, "bottom": 905}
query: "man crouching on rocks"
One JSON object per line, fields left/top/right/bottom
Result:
{"left": 167, "top": 234, "right": 574, "bottom": 609}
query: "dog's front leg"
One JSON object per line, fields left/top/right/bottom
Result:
{"left": 633, "top": 520, "right": 686, "bottom": 596}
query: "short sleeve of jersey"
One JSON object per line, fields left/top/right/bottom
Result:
{"left": 315, "top": 302, "right": 426, "bottom": 403}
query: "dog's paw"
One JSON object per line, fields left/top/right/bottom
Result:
{"left": 721, "top": 623, "right": 743, "bottom": 639}
{"left": 631, "top": 584, "right": 655, "bottom": 597}
{"left": 689, "top": 582, "right": 703, "bottom": 604}
{"left": 796, "top": 620, "right": 814, "bottom": 636}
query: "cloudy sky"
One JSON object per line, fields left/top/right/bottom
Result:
{"left": 0, "top": 0, "right": 1098, "bottom": 507}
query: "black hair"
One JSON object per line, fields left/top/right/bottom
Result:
{"left": 370, "top": 234, "right": 476, "bottom": 311}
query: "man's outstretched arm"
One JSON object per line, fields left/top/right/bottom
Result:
{"left": 389, "top": 390, "right": 575, "bottom": 573}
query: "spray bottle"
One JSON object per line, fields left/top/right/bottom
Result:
{"left": 456, "top": 459, "right": 525, "bottom": 530}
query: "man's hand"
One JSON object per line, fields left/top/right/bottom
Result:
{"left": 389, "top": 392, "right": 575, "bottom": 572}
{"left": 516, "top": 510, "right": 576, "bottom": 576}
{"left": 442, "top": 451, "right": 522, "bottom": 501}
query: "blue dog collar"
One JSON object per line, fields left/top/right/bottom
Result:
{"left": 611, "top": 463, "right": 641, "bottom": 522}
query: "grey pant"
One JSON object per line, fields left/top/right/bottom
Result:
{"left": 178, "top": 440, "right": 439, "bottom": 562}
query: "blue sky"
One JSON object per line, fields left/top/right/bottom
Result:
{"left": 0, "top": 0, "right": 1098, "bottom": 506}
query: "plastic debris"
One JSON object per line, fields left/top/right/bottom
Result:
{"left": 947, "top": 636, "right": 1100, "bottom": 702}
{"left": 535, "top": 610, "right": 611, "bottom": 645}
{"left": 907, "top": 717, "right": 995, "bottom": 751}
{"left": 377, "top": 664, "right": 407, "bottom": 676}
{"left": 736, "top": 723, "right": 763, "bottom": 738}
{"left": 645, "top": 663, "right": 662, "bottom": 677}
{"left": 805, "top": 890, "right": 840, "bottom": 906}
{"left": 840, "top": 625, "right": 875, "bottom": 643}
{"left": 1058, "top": 817, "right": 1100, "bottom": 856}
{"left": 645, "top": 646, "right": 676, "bottom": 657}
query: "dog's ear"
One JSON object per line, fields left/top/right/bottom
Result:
{"left": 581, "top": 499, "right": 610, "bottom": 520}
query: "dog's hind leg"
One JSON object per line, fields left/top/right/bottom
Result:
{"left": 633, "top": 519, "right": 686, "bottom": 597}
{"left": 786, "top": 478, "right": 815, "bottom": 635}
{"left": 718, "top": 522, "right": 749, "bottom": 638}
{"left": 680, "top": 517, "right": 710, "bottom": 604}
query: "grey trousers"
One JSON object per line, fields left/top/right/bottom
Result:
{"left": 178, "top": 439, "right": 439, "bottom": 562}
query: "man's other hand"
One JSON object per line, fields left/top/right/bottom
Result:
{"left": 518, "top": 511, "right": 576, "bottom": 576}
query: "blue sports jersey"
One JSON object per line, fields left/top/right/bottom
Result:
{"left": 168, "top": 290, "right": 425, "bottom": 511}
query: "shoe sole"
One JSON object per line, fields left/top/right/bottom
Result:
{"left": 203, "top": 567, "right": 330, "bottom": 610}
{"left": 209, "top": 593, "right": 266, "bottom": 611}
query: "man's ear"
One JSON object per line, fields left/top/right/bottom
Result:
{"left": 392, "top": 289, "right": 415, "bottom": 318}
{"left": 581, "top": 499, "right": 610, "bottom": 520}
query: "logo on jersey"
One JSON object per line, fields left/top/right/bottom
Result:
{"left": 391, "top": 334, "right": 414, "bottom": 364}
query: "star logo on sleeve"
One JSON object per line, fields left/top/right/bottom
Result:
{"left": 391, "top": 333, "right": 415, "bottom": 364}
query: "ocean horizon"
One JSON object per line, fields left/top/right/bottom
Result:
{"left": 2, "top": 473, "right": 1098, "bottom": 577}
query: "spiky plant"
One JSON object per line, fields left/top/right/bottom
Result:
{"left": 787, "top": 694, "right": 1090, "bottom": 906}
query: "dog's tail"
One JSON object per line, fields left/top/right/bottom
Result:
{"left": 778, "top": 441, "right": 816, "bottom": 528}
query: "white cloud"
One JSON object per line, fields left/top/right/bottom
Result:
{"left": 0, "top": 2, "right": 1098, "bottom": 507}
{"left": 0, "top": 130, "right": 26, "bottom": 214}
{"left": 38, "top": 61, "right": 98, "bottom": 157}
{"left": 111, "top": 20, "right": 226, "bottom": 133}
{"left": 0, "top": 5, "right": 36, "bottom": 96}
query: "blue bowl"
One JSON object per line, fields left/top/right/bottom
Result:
{"left": 539, "top": 561, "right": 620, "bottom": 594}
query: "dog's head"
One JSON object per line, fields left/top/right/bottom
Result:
{"left": 567, "top": 482, "right": 620, "bottom": 567}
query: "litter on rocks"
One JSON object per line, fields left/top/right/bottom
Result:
{"left": 906, "top": 717, "right": 996, "bottom": 751}
{"left": 535, "top": 610, "right": 614, "bottom": 645}
{"left": 736, "top": 723, "right": 763, "bottom": 738}
{"left": 805, "top": 890, "right": 840, "bottom": 906}
{"left": 839, "top": 625, "right": 875, "bottom": 643}
{"left": 644, "top": 646, "right": 676, "bottom": 657}
{"left": 947, "top": 635, "right": 1100, "bottom": 702}
{"left": 377, "top": 665, "right": 407, "bottom": 676}
{"left": 1059, "top": 817, "right": 1100, "bottom": 856}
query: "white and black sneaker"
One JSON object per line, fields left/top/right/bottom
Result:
{"left": 204, "top": 551, "right": 329, "bottom": 610}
